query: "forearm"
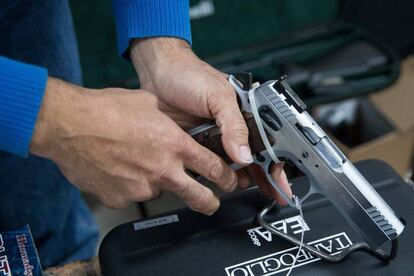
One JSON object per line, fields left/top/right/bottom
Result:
{"left": 0, "top": 56, "right": 47, "bottom": 156}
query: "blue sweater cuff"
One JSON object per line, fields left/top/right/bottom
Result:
{"left": 0, "top": 56, "right": 48, "bottom": 157}
{"left": 112, "top": 0, "right": 192, "bottom": 58}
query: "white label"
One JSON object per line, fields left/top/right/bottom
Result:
{"left": 225, "top": 232, "right": 352, "bottom": 276}
{"left": 190, "top": 0, "right": 215, "bottom": 20}
{"left": 133, "top": 214, "right": 179, "bottom": 231}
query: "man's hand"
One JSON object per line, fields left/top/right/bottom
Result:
{"left": 130, "top": 38, "right": 291, "bottom": 204}
{"left": 130, "top": 38, "right": 254, "bottom": 165}
{"left": 30, "top": 78, "right": 238, "bottom": 215}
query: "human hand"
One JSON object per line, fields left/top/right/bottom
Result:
{"left": 130, "top": 38, "right": 291, "bottom": 205}
{"left": 130, "top": 38, "right": 253, "bottom": 164}
{"left": 30, "top": 78, "right": 239, "bottom": 215}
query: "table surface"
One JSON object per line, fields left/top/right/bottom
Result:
{"left": 43, "top": 257, "right": 101, "bottom": 276}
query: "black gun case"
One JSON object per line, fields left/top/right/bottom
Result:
{"left": 99, "top": 160, "right": 413, "bottom": 275}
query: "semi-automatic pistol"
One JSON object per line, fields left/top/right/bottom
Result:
{"left": 189, "top": 73, "right": 405, "bottom": 262}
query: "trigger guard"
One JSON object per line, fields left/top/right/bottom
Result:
{"left": 255, "top": 153, "right": 296, "bottom": 208}
{"left": 296, "top": 179, "right": 319, "bottom": 205}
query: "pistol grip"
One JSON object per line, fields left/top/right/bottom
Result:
{"left": 190, "top": 114, "right": 272, "bottom": 164}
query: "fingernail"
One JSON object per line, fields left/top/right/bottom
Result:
{"left": 238, "top": 145, "right": 253, "bottom": 164}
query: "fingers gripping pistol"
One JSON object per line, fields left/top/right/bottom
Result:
{"left": 189, "top": 73, "right": 405, "bottom": 262}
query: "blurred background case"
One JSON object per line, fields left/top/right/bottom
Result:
{"left": 70, "top": 0, "right": 413, "bottom": 103}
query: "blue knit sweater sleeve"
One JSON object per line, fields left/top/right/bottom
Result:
{"left": 112, "top": 0, "right": 192, "bottom": 57}
{"left": 0, "top": 56, "right": 48, "bottom": 156}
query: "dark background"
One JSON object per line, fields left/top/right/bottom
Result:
{"left": 69, "top": 0, "right": 414, "bottom": 88}
{"left": 343, "top": 0, "right": 414, "bottom": 57}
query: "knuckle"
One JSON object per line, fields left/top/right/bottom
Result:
{"left": 176, "top": 181, "right": 192, "bottom": 197}
{"left": 189, "top": 190, "right": 212, "bottom": 212}
{"left": 151, "top": 188, "right": 162, "bottom": 199}
{"left": 140, "top": 91, "right": 158, "bottom": 105}
{"left": 104, "top": 196, "right": 129, "bottom": 209}
{"left": 173, "top": 134, "right": 190, "bottom": 154}
{"left": 221, "top": 89, "right": 237, "bottom": 100}
{"left": 134, "top": 188, "right": 157, "bottom": 202}
{"left": 208, "top": 158, "right": 225, "bottom": 181}
{"left": 118, "top": 178, "right": 161, "bottom": 203}
{"left": 230, "top": 120, "right": 249, "bottom": 138}
{"left": 161, "top": 128, "right": 187, "bottom": 154}
{"left": 207, "top": 84, "right": 237, "bottom": 111}
{"left": 159, "top": 169, "right": 179, "bottom": 186}
{"left": 218, "top": 81, "right": 236, "bottom": 97}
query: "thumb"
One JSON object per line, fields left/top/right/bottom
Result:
{"left": 210, "top": 84, "right": 253, "bottom": 165}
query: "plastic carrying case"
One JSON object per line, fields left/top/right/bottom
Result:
{"left": 99, "top": 160, "right": 413, "bottom": 276}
